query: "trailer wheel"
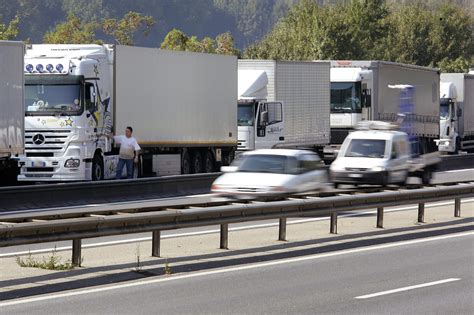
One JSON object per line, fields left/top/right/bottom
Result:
{"left": 92, "top": 154, "right": 104, "bottom": 181}
{"left": 203, "top": 151, "right": 215, "bottom": 173}
{"left": 192, "top": 151, "right": 203, "bottom": 174}
{"left": 181, "top": 152, "right": 191, "bottom": 175}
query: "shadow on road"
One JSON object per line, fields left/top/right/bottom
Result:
{"left": 1, "top": 217, "right": 472, "bottom": 301}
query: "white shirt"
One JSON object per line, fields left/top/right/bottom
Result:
{"left": 114, "top": 135, "right": 140, "bottom": 159}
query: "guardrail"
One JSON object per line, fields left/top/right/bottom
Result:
{"left": 1, "top": 183, "right": 472, "bottom": 266}
{"left": 0, "top": 173, "right": 220, "bottom": 212}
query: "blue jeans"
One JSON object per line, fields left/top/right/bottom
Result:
{"left": 116, "top": 158, "right": 134, "bottom": 179}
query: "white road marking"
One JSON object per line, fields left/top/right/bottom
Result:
{"left": 1, "top": 198, "right": 473, "bottom": 258}
{"left": 355, "top": 278, "right": 461, "bottom": 299}
{"left": 0, "top": 232, "right": 471, "bottom": 308}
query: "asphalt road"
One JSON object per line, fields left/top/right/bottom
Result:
{"left": 1, "top": 167, "right": 473, "bottom": 257}
{"left": 1, "top": 232, "right": 472, "bottom": 314}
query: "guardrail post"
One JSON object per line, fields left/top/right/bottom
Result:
{"left": 376, "top": 207, "right": 384, "bottom": 228}
{"left": 330, "top": 213, "right": 338, "bottom": 234}
{"left": 454, "top": 198, "right": 461, "bottom": 217}
{"left": 152, "top": 231, "right": 161, "bottom": 257}
{"left": 72, "top": 239, "right": 82, "bottom": 266}
{"left": 278, "top": 218, "right": 287, "bottom": 241}
{"left": 220, "top": 224, "right": 228, "bottom": 249}
{"left": 418, "top": 203, "right": 425, "bottom": 223}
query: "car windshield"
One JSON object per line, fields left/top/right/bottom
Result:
{"left": 331, "top": 82, "right": 362, "bottom": 114}
{"left": 344, "top": 139, "right": 387, "bottom": 158}
{"left": 440, "top": 100, "right": 450, "bottom": 119}
{"left": 25, "top": 84, "right": 82, "bottom": 116}
{"left": 238, "top": 103, "right": 255, "bottom": 126}
{"left": 238, "top": 154, "right": 297, "bottom": 174}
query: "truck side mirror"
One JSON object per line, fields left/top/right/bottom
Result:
{"left": 260, "top": 111, "right": 268, "bottom": 126}
{"left": 90, "top": 86, "right": 97, "bottom": 104}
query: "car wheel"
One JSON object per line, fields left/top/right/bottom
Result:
{"left": 422, "top": 169, "right": 432, "bottom": 185}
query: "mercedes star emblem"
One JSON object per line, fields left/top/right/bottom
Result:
{"left": 32, "top": 133, "right": 45, "bottom": 145}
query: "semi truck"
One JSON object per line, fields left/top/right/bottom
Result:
{"left": 18, "top": 45, "right": 237, "bottom": 181}
{"left": 0, "top": 41, "right": 24, "bottom": 184}
{"left": 325, "top": 60, "right": 440, "bottom": 160}
{"left": 436, "top": 73, "right": 474, "bottom": 153}
{"left": 237, "top": 60, "right": 330, "bottom": 153}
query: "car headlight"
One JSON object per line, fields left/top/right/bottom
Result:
{"left": 64, "top": 159, "right": 80, "bottom": 168}
{"left": 371, "top": 166, "right": 385, "bottom": 172}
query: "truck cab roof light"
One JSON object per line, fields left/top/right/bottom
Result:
{"left": 25, "top": 64, "right": 33, "bottom": 72}
{"left": 46, "top": 64, "right": 54, "bottom": 72}
{"left": 36, "top": 64, "right": 44, "bottom": 73}
{"left": 56, "top": 64, "right": 64, "bottom": 72}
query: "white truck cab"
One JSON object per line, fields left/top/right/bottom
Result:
{"left": 238, "top": 70, "right": 284, "bottom": 151}
{"left": 19, "top": 44, "right": 116, "bottom": 181}
{"left": 330, "top": 121, "right": 440, "bottom": 186}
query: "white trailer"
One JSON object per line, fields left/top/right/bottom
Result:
{"left": 237, "top": 60, "right": 330, "bottom": 153}
{"left": 0, "top": 41, "right": 24, "bottom": 183}
{"left": 326, "top": 61, "right": 440, "bottom": 160}
{"left": 18, "top": 45, "right": 237, "bottom": 181}
{"left": 436, "top": 73, "right": 474, "bottom": 153}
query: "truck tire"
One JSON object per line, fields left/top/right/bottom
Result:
{"left": 192, "top": 151, "right": 203, "bottom": 174}
{"left": 181, "top": 152, "right": 191, "bottom": 175}
{"left": 203, "top": 150, "right": 215, "bottom": 173}
{"left": 92, "top": 154, "right": 104, "bottom": 181}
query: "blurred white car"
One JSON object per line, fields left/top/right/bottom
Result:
{"left": 211, "top": 149, "right": 327, "bottom": 197}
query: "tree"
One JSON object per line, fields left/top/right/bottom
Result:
{"left": 43, "top": 14, "right": 100, "bottom": 44}
{"left": 215, "top": 32, "right": 240, "bottom": 56}
{"left": 161, "top": 29, "right": 239, "bottom": 55}
{"left": 0, "top": 15, "right": 20, "bottom": 40}
{"left": 102, "top": 11, "right": 155, "bottom": 45}
{"left": 160, "top": 29, "right": 189, "bottom": 51}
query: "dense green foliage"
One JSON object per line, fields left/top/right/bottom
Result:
{"left": 0, "top": 0, "right": 472, "bottom": 70}
{"left": 245, "top": 0, "right": 473, "bottom": 72}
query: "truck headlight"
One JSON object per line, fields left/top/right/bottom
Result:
{"left": 372, "top": 166, "right": 385, "bottom": 172}
{"left": 64, "top": 159, "right": 80, "bottom": 168}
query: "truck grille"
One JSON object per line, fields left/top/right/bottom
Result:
{"left": 25, "top": 129, "right": 71, "bottom": 157}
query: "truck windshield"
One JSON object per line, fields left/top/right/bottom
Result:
{"left": 238, "top": 154, "right": 297, "bottom": 174}
{"left": 25, "top": 84, "right": 82, "bottom": 116}
{"left": 331, "top": 82, "right": 362, "bottom": 114}
{"left": 238, "top": 103, "right": 255, "bottom": 126}
{"left": 440, "top": 99, "right": 450, "bottom": 119}
{"left": 344, "top": 139, "right": 387, "bottom": 158}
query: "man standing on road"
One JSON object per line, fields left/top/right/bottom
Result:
{"left": 113, "top": 126, "right": 141, "bottom": 179}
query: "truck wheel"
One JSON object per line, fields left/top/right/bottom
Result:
{"left": 181, "top": 152, "right": 191, "bottom": 174}
{"left": 192, "top": 151, "right": 203, "bottom": 174}
{"left": 203, "top": 151, "right": 215, "bottom": 173}
{"left": 92, "top": 154, "right": 104, "bottom": 181}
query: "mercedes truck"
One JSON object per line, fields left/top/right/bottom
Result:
{"left": 18, "top": 45, "right": 237, "bottom": 181}
{"left": 0, "top": 41, "right": 24, "bottom": 184}
{"left": 237, "top": 60, "right": 330, "bottom": 153}
{"left": 325, "top": 60, "right": 440, "bottom": 161}
{"left": 436, "top": 73, "right": 474, "bottom": 153}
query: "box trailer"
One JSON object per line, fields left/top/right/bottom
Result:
{"left": 0, "top": 41, "right": 24, "bottom": 183}
{"left": 237, "top": 60, "right": 330, "bottom": 152}
{"left": 325, "top": 60, "right": 440, "bottom": 160}
{"left": 19, "top": 44, "right": 237, "bottom": 181}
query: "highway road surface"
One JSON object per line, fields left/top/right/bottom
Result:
{"left": 1, "top": 232, "right": 472, "bottom": 314}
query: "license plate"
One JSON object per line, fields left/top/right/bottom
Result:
{"left": 349, "top": 173, "right": 363, "bottom": 178}
{"left": 31, "top": 161, "right": 46, "bottom": 167}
